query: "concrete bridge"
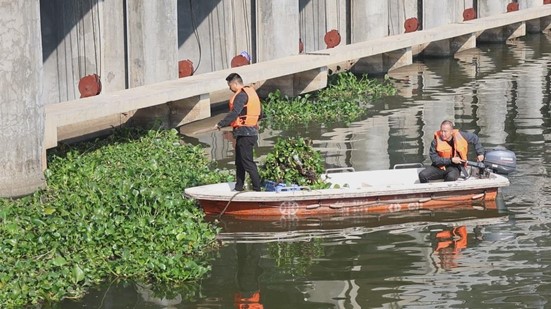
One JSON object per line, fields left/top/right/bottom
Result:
{"left": 2, "top": 0, "right": 551, "bottom": 197}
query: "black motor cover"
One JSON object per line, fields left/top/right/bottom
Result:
{"left": 484, "top": 148, "right": 516, "bottom": 174}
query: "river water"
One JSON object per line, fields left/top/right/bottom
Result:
{"left": 60, "top": 33, "right": 550, "bottom": 308}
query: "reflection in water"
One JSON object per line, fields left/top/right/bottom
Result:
{"left": 62, "top": 33, "right": 551, "bottom": 308}
{"left": 234, "top": 243, "right": 264, "bottom": 309}
{"left": 432, "top": 225, "right": 469, "bottom": 270}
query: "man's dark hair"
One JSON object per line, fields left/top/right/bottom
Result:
{"left": 226, "top": 73, "right": 243, "bottom": 84}
{"left": 441, "top": 120, "right": 454, "bottom": 128}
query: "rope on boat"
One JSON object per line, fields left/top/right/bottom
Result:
{"left": 218, "top": 190, "right": 248, "bottom": 219}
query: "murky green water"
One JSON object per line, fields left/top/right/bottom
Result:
{"left": 58, "top": 33, "right": 550, "bottom": 308}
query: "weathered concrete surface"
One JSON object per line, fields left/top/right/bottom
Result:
{"left": 256, "top": 67, "right": 328, "bottom": 97}
{"left": 40, "top": 1, "right": 104, "bottom": 104}
{"left": 126, "top": 0, "right": 179, "bottom": 128}
{"left": 349, "top": 0, "right": 389, "bottom": 74}
{"left": 299, "top": 0, "right": 348, "bottom": 52}
{"left": 389, "top": 0, "right": 417, "bottom": 36}
{"left": 0, "top": 0, "right": 45, "bottom": 197}
{"left": 44, "top": 5, "right": 551, "bottom": 149}
{"left": 177, "top": 0, "right": 254, "bottom": 74}
{"left": 256, "top": 0, "right": 300, "bottom": 62}
{"left": 423, "top": 0, "right": 468, "bottom": 29}
{"left": 477, "top": 0, "right": 527, "bottom": 42}
{"left": 424, "top": 33, "right": 477, "bottom": 57}
{"left": 100, "top": 0, "right": 126, "bottom": 93}
{"left": 255, "top": 0, "right": 300, "bottom": 95}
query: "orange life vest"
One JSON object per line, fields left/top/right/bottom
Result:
{"left": 234, "top": 291, "right": 263, "bottom": 309}
{"left": 229, "top": 86, "right": 261, "bottom": 129}
{"left": 434, "top": 129, "right": 468, "bottom": 169}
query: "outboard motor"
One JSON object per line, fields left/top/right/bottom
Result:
{"left": 483, "top": 148, "right": 516, "bottom": 175}
{"left": 465, "top": 147, "right": 516, "bottom": 178}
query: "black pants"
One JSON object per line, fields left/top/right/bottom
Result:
{"left": 418, "top": 165, "right": 461, "bottom": 183}
{"left": 235, "top": 135, "right": 261, "bottom": 191}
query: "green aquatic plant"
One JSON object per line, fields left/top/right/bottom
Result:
{"left": 267, "top": 239, "right": 324, "bottom": 277}
{"left": 259, "top": 137, "right": 329, "bottom": 189}
{"left": 0, "top": 128, "right": 231, "bottom": 308}
{"left": 261, "top": 72, "right": 396, "bottom": 129}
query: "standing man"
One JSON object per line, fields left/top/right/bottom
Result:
{"left": 418, "top": 120, "right": 485, "bottom": 183}
{"left": 215, "top": 73, "right": 262, "bottom": 191}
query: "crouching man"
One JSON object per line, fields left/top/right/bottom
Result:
{"left": 418, "top": 120, "right": 485, "bottom": 183}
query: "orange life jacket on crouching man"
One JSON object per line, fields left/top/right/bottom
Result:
{"left": 229, "top": 87, "right": 261, "bottom": 129}
{"left": 434, "top": 129, "right": 468, "bottom": 170}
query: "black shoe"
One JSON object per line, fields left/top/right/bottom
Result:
{"left": 234, "top": 186, "right": 244, "bottom": 192}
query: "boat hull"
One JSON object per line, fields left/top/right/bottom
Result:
{"left": 198, "top": 188, "right": 498, "bottom": 217}
{"left": 184, "top": 167, "right": 510, "bottom": 218}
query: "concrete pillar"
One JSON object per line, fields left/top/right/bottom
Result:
{"left": 253, "top": 0, "right": 300, "bottom": 96}
{"left": 519, "top": 0, "right": 544, "bottom": 9}
{"left": 256, "top": 67, "right": 328, "bottom": 97}
{"left": 350, "top": 0, "right": 388, "bottom": 42}
{"left": 389, "top": 0, "right": 417, "bottom": 36}
{"left": 177, "top": 0, "right": 254, "bottom": 74}
{"left": 422, "top": 0, "right": 476, "bottom": 56}
{"left": 0, "top": 0, "right": 46, "bottom": 197}
{"left": 127, "top": 0, "right": 178, "bottom": 128}
{"left": 478, "top": 0, "right": 526, "bottom": 42}
{"left": 478, "top": 22, "right": 526, "bottom": 42}
{"left": 526, "top": 16, "right": 551, "bottom": 33}
{"left": 169, "top": 94, "right": 211, "bottom": 127}
{"left": 478, "top": 0, "right": 509, "bottom": 17}
{"left": 423, "top": 33, "right": 477, "bottom": 57}
{"left": 41, "top": 0, "right": 104, "bottom": 104}
{"left": 325, "top": 0, "right": 348, "bottom": 46}
{"left": 423, "top": 0, "right": 466, "bottom": 29}
{"left": 349, "top": 0, "right": 389, "bottom": 75}
{"left": 256, "top": 0, "right": 300, "bottom": 62}
{"left": 100, "top": 0, "right": 126, "bottom": 92}
{"left": 525, "top": 0, "right": 551, "bottom": 35}
{"left": 299, "top": 0, "right": 347, "bottom": 52}
{"left": 351, "top": 48, "right": 413, "bottom": 75}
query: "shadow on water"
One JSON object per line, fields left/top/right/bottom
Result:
{"left": 56, "top": 33, "right": 551, "bottom": 308}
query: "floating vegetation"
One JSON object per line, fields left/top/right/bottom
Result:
{"left": 0, "top": 128, "right": 232, "bottom": 308}
{"left": 259, "top": 137, "right": 329, "bottom": 189}
{"left": 262, "top": 72, "right": 396, "bottom": 129}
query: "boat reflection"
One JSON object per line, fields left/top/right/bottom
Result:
{"left": 211, "top": 198, "right": 508, "bottom": 244}
{"left": 195, "top": 199, "right": 509, "bottom": 308}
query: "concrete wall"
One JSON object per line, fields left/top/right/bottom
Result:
{"left": 389, "top": 0, "right": 418, "bottom": 35}
{"left": 256, "top": 0, "right": 300, "bottom": 62}
{"left": 127, "top": 0, "right": 178, "bottom": 86}
{"left": 0, "top": 0, "right": 45, "bottom": 197}
{"left": 299, "top": 0, "right": 348, "bottom": 52}
{"left": 478, "top": 0, "right": 510, "bottom": 17}
{"left": 423, "top": 0, "right": 474, "bottom": 29}
{"left": 100, "top": 1, "right": 126, "bottom": 92}
{"left": 126, "top": 0, "right": 178, "bottom": 127}
{"left": 177, "top": 0, "right": 253, "bottom": 74}
{"left": 350, "top": 0, "right": 389, "bottom": 42}
{"left": 38, "top": 0, "right": 551, "bottom": 106}
{"left": 40, "top": 0, "right": 103, "bottom": 104}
